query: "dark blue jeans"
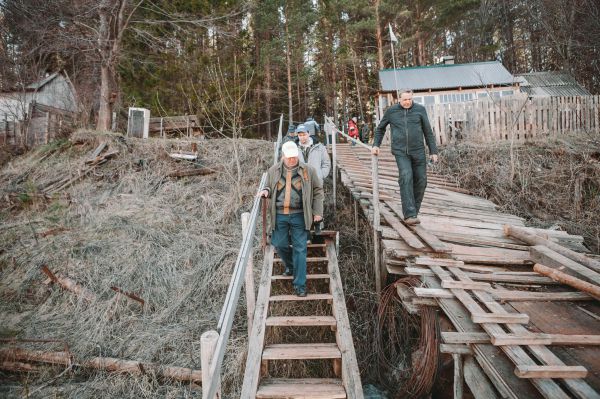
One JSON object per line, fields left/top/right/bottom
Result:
{"left": 271, "top": 213, "right": 308, "bottom": 290}
{"left": 394, "top": 152, "right": 428, "bottom": 219}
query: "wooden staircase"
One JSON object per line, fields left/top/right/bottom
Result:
{"left": 241, "top": 233, "right": 363, "bottom": 398}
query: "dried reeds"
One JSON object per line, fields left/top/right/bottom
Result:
{"left": 0, "top": 131, "right": 272, "bottom": 397}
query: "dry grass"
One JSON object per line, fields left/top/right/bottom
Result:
{"left": 0, "top": 131, "right": 272, "bottom": 398}
{"left": 436, "top": 135, "right": 600, "bottom": 254}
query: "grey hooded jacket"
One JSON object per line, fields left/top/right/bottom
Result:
{"left": 298, "top": 137, "right": 331, "bottom": 183}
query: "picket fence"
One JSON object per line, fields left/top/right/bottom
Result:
{"left": 424, "top": 95, "right": 600, "bottom": 145}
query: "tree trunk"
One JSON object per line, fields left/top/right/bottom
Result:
{"left": 97, "top": 63, "right": 113, "bottom": 131}
{"left": 374, "top": 0, "right": 384, "bottom": 69}
{"left": 284, "top": 6, "right": 293, "bottom": 123}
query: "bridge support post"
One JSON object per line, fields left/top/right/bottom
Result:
{"left": 201, "top": 330, "right": 221, "bottom": 398}
{"left": 242, "top": 212, "right": 256, "bottom": 335}
{"left": 371, "top": 154, "right": 381, "bottom": 298}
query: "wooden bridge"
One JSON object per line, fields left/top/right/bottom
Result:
{"left": 335, "top": 141, "right": 600, "bottom": 399}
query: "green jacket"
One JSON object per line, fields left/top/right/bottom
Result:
{"left": 263, "top": 161, "right": 324, "bottom": 233}
{"left": 373, "top": 103, "right": 438, "bottom": 155}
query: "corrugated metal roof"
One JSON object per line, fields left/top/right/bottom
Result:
{"left": 379, "top": 61, "right": 515, "bottom": 92}
{"left": 515, "top": 72, "right": 590, "bottom": 97}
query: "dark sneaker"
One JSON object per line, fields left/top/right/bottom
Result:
{"left": 282, "top": 269, "right": 293, "bottom": 277}
{"left": 295, "top": 288, "right": 307, "bottom": 297}
{"left": 405, "top": 217, "right": 421, "bottom": 225}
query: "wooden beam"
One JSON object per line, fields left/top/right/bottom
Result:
{"left": 533, "top": 263, "right": 600, "bottom": 299}
{"left": 379, "top": 206, "right": 426, "bottom": 250}
{"left": 515, "top": 365, "right": 588, "bottom": 379}
{"left": 530, "top": 245, "right": 600, "bottom": 285}
{"left": 326, "top": 240, "right": 364, "bottom": 399}
{"left": 505, "top": 225, "right": 600, "bottom": 272}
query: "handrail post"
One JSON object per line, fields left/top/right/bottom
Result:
{"left": 331, "top": 117, "right": 337, "bottom": 216}
{"left": 371, "top": 154, "right": 381, "bottom": 298}
{"left": 201, "top": 330, "right": 220, "bottom": 398}
{"left": 241, "top": 212, "right": 256, "bottom": 335}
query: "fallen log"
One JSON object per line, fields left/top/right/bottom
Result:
{"left": 0, "top": 348, "right": 202, "bottom": 383}
{"left": 40, "top": 265, "right": 97, "bottom": 302}
{"left": 505, "top": 225, "right": 600, "bottom": 272}
{"left": 0, "top": 360, "right": 41, "bottom": 373}
{"left": 84, "top": 357, "right": 202, "bottom": 383}
{"left": 166, "top": 167, "right": 217, "bottom": 178}
{"left": 533, "top": 263, "right": 600, "bottom": 299}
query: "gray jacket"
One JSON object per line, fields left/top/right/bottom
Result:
{"left": 298, "top": 140, "right": 331, "bottom": 183}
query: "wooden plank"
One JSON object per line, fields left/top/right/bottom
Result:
{"left": 445, "top": 266, "right": 599, "bottom": 399}
{"left": 326, "top": 240, "right": 364, "bottom": 399}
{"left": 415, "top": 287, "right": 454, "bottom": 299}
{"left": 269, "top": 293, "right": 333, "bottom": 302}
{"left": 257, "top": 378, "right": 346, "bottom": 399}
{"left": 274, "top": 257, "right": 328, "bottom": 263}
{"left": 530, "top": 245, "right": 600, "bottom": 284}
{"left": 262, "top": 343, "right": 341, "bottom": 360}
{"left": 471, "top": 313, "right": 530, "bottom": 325}
{"left": 442, "top": 280, "right": 491, "bottom": 291}
{"left": 265, "top": 316, "right": 336, "bottom": 327}
{"left": 515, "top": 365, "right": 588, "bottom": 379}
{"left": 271, "top": 274, "right": 330, "bottom": 280}
{"left": 505, "top": 225, "right": 600, "bottom": 272}
{"left": 441, "top": 344, "right": 473, "bottom": 355}
{"left": 427, "top": 266, "right": 570, "bottom": 398}
{"left": 241, "top": 246, "right": 275, "bottom": 398}
{"left": 443, "top": 332, "right": 600, "bottom": 346}
{"left": 464, "top": 356, "right": 500, "bottom": 399}
{"left": 422, "top": 276, "right": 542, "bottom": 399}
{"left": 410, "top": 224, "right": 453, "bottom": 253}
{"left": 454, "top": 354, "right": 465, "bottom": 399}
{"left": 379, "top": 206, "right": 426, "bottom": 250}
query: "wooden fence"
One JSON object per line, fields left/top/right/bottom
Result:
{"left": 1, "top": 101, "right": 76, "bottom": 148}
{"left": 424, "top": 95, "right": 600, "bottom": 145}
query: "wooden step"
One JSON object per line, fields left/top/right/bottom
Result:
{"left": 274, "top": 257, "right": 329, "bottom": 263}
{"left": 262, "top": 343, "right": 341, "bottom": 360}
{"left": 269, "top": 293, "right": 333, "bottom": 302}
{"left": 266, "top": 316, "right": 336, "bottom": 327}
{"left": 257, "top": 378, "right": 346, "bottom": 399}
{"left": 271, "top": 273, "right": 330, "bottom": 280}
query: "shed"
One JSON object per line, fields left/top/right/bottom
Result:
{"left": 515, "top": 71, "right": 591, "bottom": 97}
{"left": 0, "top": 72, "right": 78, "bottom": 121}
{"left": 376, "top": 60, "right": 519, "bottom": 120}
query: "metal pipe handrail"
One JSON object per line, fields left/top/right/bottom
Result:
{"left": 324, "top": 115, "right": 371, "bottom": 150}
{"left": 207, "top": 172, "right": 267, "bottom": 399}
{"left": 273, "top": 114, "right": 283, "bottom": 164}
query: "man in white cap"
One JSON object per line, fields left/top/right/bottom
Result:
{"left": 259, "top": 141, "right": 324, "bottom": 297}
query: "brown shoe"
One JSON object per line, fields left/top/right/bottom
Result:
{"left": 404, "top": 217, "right": 421, "bottom": 225}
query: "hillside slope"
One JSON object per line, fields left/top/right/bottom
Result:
{"left": 0, "top": 132, "right": 272, "bottom": 397}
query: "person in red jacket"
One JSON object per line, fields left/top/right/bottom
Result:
{"left": 348, "top": 116, "right": 359, "bottom": 145}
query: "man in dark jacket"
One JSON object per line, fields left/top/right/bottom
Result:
{"left": 371, "top": 89, "right": 438, "bottom": 225}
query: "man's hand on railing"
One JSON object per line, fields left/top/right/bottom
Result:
{"left": 371, "top": 146, "right": 380, "bottom": 156}
{"left": 313, "top": 215, "right": 323, "bottom": 222}
{"left": 258, "top": 189, "right": 269, "bottom": 198}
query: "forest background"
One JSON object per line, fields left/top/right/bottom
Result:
{"left": 1, "top": 0, "right": 599, "bottom": 138}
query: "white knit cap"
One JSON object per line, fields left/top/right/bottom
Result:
{"left": 281, "top": 141, "right": 299, "bottom": 158}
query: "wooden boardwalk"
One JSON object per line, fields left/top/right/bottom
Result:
{"left": 335, "top": 143, "right": 600, "bottom": 399}
{"left": 241, "top": 234, "right": 363, "bottom": 398}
